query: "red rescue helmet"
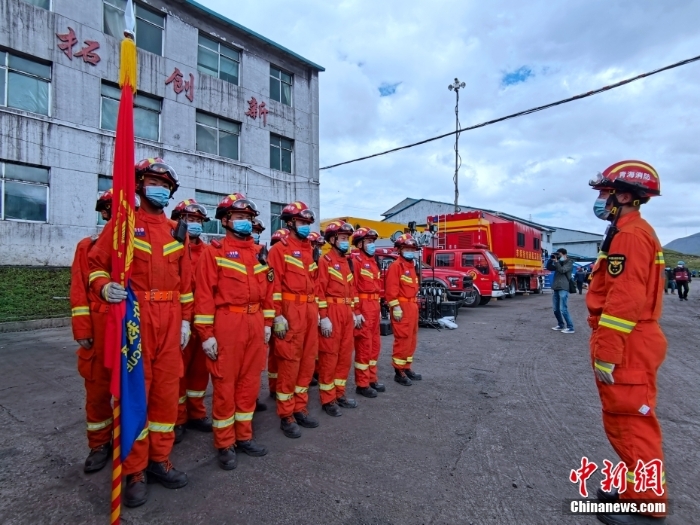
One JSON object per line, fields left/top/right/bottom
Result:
{"left": 394, "top": 233, "right": 418, "bottom": 249}
{"left": 95, "top": 188, "right": 113, "bottom": 212}
{"left": 253, "top": 217, "right": 265, "bottom": 234}
{"left": 323, "top": 220, "right": 355, "bottom": 241}
{"left": 352, "top": 227, "right": 379, "bottom": 246}
{"left": 170, "top": 198, "right": 210, "bottom": 222}
{"left": 271, "top": 228, "right": 290, "bottom": 246}
{"left": 589, "top": 160, "right": 661, "bottom": 199}
{"left": 307, "top": 231, "right": 326, "bottom": 247}
{"left": 215, "top": 193, "right": 259, "bottom": 220}
{"left": 280, "top": 201, "right": 315, "bottom": 224}
{"left": 135, "top": 157, "right": 179, "bottom": 197}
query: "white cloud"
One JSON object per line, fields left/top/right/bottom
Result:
{"left": 200, "top": 0, "right": 700, "bottom": 244}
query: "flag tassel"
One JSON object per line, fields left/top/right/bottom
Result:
{"left": 119, "top": 35, "right": 137, "bottom": 91}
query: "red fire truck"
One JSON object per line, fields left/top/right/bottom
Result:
{"left": 423, "top": 210, "right": 546, "bottom": 303}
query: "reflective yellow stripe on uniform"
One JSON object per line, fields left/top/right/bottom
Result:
{"left": 626, "top": 469, "right": 666, "bottom": 484}
{"left": 254, "top": 264, "right": 268, "bottom": 274}
{"left": 318, "top": 301, "right": 328, "bottom": 309}
{"left": 148, "top": 421, "right": 175, "bottom": 433}
{"left": 268, "top": 372, "right": 278, "bottom": 379}
{"left": 360, "top": 269, "right": 374, "bottom": 279}
{"left": 393, "top": 357, "right": 407, "bottom": 366}
{"left": 354, "top": 362, "right": 369, "bottom": 370}
{"left": 334, "top": 379, "right": 346, "bottom": 386}
{"left": 284, "top": 254, "right": 305, "bottom": 269}
{"left": 406, "top": 356, "right": 413, "bottom": 363}
{"left": 276, "top": 392, "right": 294, "bottom": 401}
{"left": 72, "top": 306, "right": 90, "bottom": 317}
{"left": 263, "top": 309, "right": 276, "bottom": 319}
{"left": 134, "top": 239, "right": 152, "bottom": 254}
{"left": 319, "top": 383, "right": 335, "bottom": 391}
{"left": 599, "top": 314, "right": 636, "bottom": 334}
{"left": 655, "top": 252, "right": 665, "bottom": 265}
{"left": 178, "top": 396, "right": 187, "bottom": 404}
{"left": 186, "top": 390, "right": 205, "bottom": 398}
{"left": 235, "top": 412, "right": 254, "bottom": 422}
{"left": 309, "top": 262, "right": 318, "bottom": 272}
{"left": 273, "top": 293, "right": 283, "bottom": 301}
{"left": 388, "top": 299, "right": 400, "bottom": 307}
{"left": 216, "top": 257, "right": 248, "bottom": 274}
{"left": 86, "top": 417, "right": 113, "bottom": 431}
{"left": 295, "top": 385, "right": 308, "bottom": 394}
{"left": 328, "top": 268, "right": 344, "bottom": 281}
{"left": 369, "top": 360, "right": 377, "bottom": 366}
{"left": 595, "top": 362, "right": 614, "bottom": 374}
{"left": 347, "top": 274, "right": 354, "bottom": 282}
{"left": 194, "top": 314, "right": 214, "bottom": 325}
{"left": 400, "top": 275, "right": 413, "bottom": 284}
{"left": 180, "top": 292, "right": 194, "bottom": 304}
{"left": 88, "top": 271, "right": 110, "bottom": 283}
{"left": 212, "top": 414, "right": 235, "bottom": 428}
{"left": 136, "top": 427, "right": 149, "bottom": 441}
{"left": 163, "top": 241, "right": 184, "bottom": 256}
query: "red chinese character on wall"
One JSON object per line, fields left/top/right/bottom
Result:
{"left": 56, "top": 28, "right": 78, "bottom": 60}
{"left": 56, "top": 27, "right": 101, "bottom": 65}
{"left": 245, "top": 97, "right": 268, "bottom": 126}
{"left": 165, "top": 68, "right": 195, "bottom": 102}
{"left": 74, "top": 40, "right": 101, "bottom": 66}
{"left": 569, "top": 456, "right": 598, "bottom": 497}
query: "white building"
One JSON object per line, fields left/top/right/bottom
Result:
{"left": 550, "top": 227, "right": 603, "bottom": 260}
{"left": 0, "top": 0, "right": 323, "bottom": 266}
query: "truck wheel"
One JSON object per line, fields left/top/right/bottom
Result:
{"left": 464, "top": 289, "right": 480, "bottom": 308}
{"left": 479, "top": 296, "right": 491, "bottom": 306}
{"left": 506, "top": 279, "right": 517, "bottom": 298}
{"left": 532, "top": 280, "right": 542, "bottom": 294}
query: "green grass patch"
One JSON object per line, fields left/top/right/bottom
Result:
{"left": 0, "top": 267, "right": 71, "bottom": 323}
{"left": 663, "top": 249, "right": 700, "bottom": 273}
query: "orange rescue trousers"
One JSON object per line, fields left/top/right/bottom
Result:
{"left": 267, "top": 339, "right": 278, "bottom": 394}
{"left": 591, "top": 321, "right": 668, "bottom": 516}
{"left": 77, "top": 308, "right": 113, "bottom": 448}
{"left": 177, "top": 331, "right": 209, "bottom": 425}
{"left": 391, "top": 301, "right": 418, "bottom": 370}
{"left": 354, "top": 299, "right": 381, "bottom": 387}
{"left": 318, "top": 303, "right": 355, "bottom": 404}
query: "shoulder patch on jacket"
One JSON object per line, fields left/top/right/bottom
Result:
{"left": 267, "top": 268, "right": 275, "bottom": 282}
{"left": 607, "top": 254, "right": 626, "bottom": 277}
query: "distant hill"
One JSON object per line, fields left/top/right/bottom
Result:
{"left": 664, "top": 232, "right": 700, "bottom": 256}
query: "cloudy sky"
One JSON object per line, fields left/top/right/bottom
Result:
{"left": 202, "top": 0, "right": 700, "bottom": 245}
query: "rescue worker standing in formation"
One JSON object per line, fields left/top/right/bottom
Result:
{"left": 587, "top": 160, "right": 667, "bottom": 525}
{"left": 267, "top": 201, "right": 319, "bottom": 438}
{"left": 672, "top": 261, "right": 691, "bottom": 301}
{"left": 385, "top": 234, "right": 422, "bottom": 386}
{"left": 351, "top": 228, "right": 385, "bottom": 397}
{"left": 70, "top": 189, "right": 114, "bottom": 473}
{"left": 171, "top": 200, "right": 213, "bottom": 443}
{"left": 89, "top": 158, "right": 192, "bottom": 507}
{"left": 194, "top": 194, "right": 274, "bottom": 469}
{"left": 266, "top": 228, "right": 290, "bottom": 400}
{"left": 316, "top": 220, "right": 361, "bottom": 416}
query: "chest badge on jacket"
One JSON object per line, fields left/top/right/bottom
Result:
{"left": 135, "top": 227, "right": 146, "bottom": 237}
{"left": 227, "top": 251, "right": 240, "bottom": 259}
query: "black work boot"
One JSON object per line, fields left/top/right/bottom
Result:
{"left": 294, "top": 410, "right": 319, "bottom": 428}
{"left": 370, "top": 382, "right": 386, "bottom": 392}
{"left": 280, "top": 416, "right": 302, "bottom": 439}
{"left": 405, "top": 368, "right": 422, "bottom": 381}
{"left": 322, "top": 402, "right": 342, "bottom": 417}
{"left": 596, "top": 512, "right": 666, "bottom": 524}
{"left": 596, "top": 486, "right": 619, "bottom": 503}
{"left": 217, "top": 445, "right": 238, "bottom": 470}
{"left": 356, "top": 386, "right": 378, "bottom": 398}
{"left": 146, "top": 460, "right": 188, "bottom": 489}
{"left": 84, "top": 443, "right": 111, "bottom": 473}
{"left": 309, "top": 372, "right": 319, "bottom": 387}
{"left": 255, "top": 399, "right": 268, "bottom": 412}
{"left": 174, "top": 424, "right": 186, "bottom": 444}
{"left": 269, "top": 390, "right": 276, "bottom": 400}
{"left": 394, "top": 368, "right": 412, "bottom": 386}
{"left": 236, "top": 440, "right": 268, "bottom": 457}
{"left": 337, "top": 396, "right": 358, "bottom": 408}
{"left": 186, "top": 417, "right": 213, "bottom": 432}
{"left": 124, "top": 471, "right": 148, "bottom": 508}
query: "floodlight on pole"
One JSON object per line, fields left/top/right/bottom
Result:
{"left": 448, "top": 78, "right": 466, "bottom": 212}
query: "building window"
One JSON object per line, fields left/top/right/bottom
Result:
{"left": 196, "top": 112, "right": 240, "bottom": 160}
{"left": 533, "top": 237, "right": 540, "bottom": 250}
{"left": 1, "top": 161, "right": 49, "bottom": 222}
{"left": 197, "top": 34, "right": 240, "bottom": 85}
{"left": 101, "top": 82, "right": 161, "bottom": 141}
{"left": 270, "top": 135, "right": 293, "bottom": 173}
{"left": 23, "top": 0, "right": 51, "bottom": 8}
{"left": 270, "top": 66, "right": 292, "bottom": 106}
{"left": 0, "top": 51, "right": 51, "bottom": 116}
{"left": 97, "top": 175, "right": 112, "bottom": 225}
{"left": 270, "top": 202, "right": 284, "bottom": 232}
{"left": 195, "top": 190, "right": 225, "bottom": 236}
{"left": 517, "top": 232, "right": 525, "bottom": 247}
{"left": 103, "top": 1, "right": 165, "bottom": 56}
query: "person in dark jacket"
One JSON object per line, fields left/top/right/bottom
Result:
{"left": 664, "top": 267, "right": 676, "bottom": 294}
{"left": 546, "top": 248, "right": 575, "bottom": 333}
{"left": 574, "top": 266, "right": 587, "bottom": 294}
{"left": 673, "top": 261, "right": 692, "bottom": 301}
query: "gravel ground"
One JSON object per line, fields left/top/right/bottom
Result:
{"left": 0, "top": 286, "right": 698, "bottom": 524}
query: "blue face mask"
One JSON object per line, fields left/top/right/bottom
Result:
{"left": 593, "top": 198, "right": 610, "bottom": 220}
{"left": 402, "top": 251, "right": 416, "bottom": 261}
{"left": 232, "top": 219, "right": 252, "bottom": 236}
{"left": 365, "top": 243, "right": 376, "bottom": 256}
{"left": 337, "top": 240, "right": 350, "bottom": 254}
{"left": 186, "top": 222, "right": 203, "bottom": 238}
{"left": 296, "top": 225, "right": 311, "bottom": 239}
{"left": 252, "top": 233, "right": 261, "bottom": 244}
{"left": 144, "top": 186, "right": 170, "bottom": 208}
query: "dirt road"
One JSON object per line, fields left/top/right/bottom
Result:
{"left": 0, "top": 288, "right": 698, "bottom": 524}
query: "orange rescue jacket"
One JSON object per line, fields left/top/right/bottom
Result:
{"left": 316, "top": 249, "right": 358, "bottom": 319}
{"left": 385, "top": 257, "right": 419, "bottom": 308}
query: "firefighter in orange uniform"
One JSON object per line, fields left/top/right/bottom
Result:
{"left": 70, "top": 189, "right": 114, "bottom": 473}
{"left": 385, "top": 234, "right": 422, "bottom": 386}
{"left": 316, "top": 220, "right": 362, "bottom": 416}
{"left": 266, "top": 228, "right": 290, "bottom": 399}
{"left": 308, "top": 231, "right": 325, "bottom": 388}
{"left": 89, "top": 158, "right": 192, "bottom": 508}
{"left": 193, "top": 194, "right": 273, "bottom": 469}
{"left": 267, "top": 201, "right": 319, "bottom": 438}
{"left": 351, "top": 228, "right": 385, "bottom": 396}
{"left": 586, "top": 161, "right": 667, "bottom": 525}
{"left": 171, "top": 199, "right": 213, "bottom": 442}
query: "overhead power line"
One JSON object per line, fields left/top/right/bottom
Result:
{"left": 320, "top": 53, "right": 700, "bottom": 171}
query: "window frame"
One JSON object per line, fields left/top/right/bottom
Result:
{"left": 270, "top": 202, "right": 284, "bottom": 232}
{"left": 23, "top": 0, "right": 51, "bottom": 9}
{"left": 97, "top": 175, "right": 112, "bottom": 225}
{"left": 195, "top": 189, "right": 226, "bottom": 237}
{"left": 533, "top": 237, "right": 541, "bottom": 250}
{"left": 517, "top": 232, "right": 526, "bottom": 248}
{"left": 100, "top": 81, "right": 162, "bottom": 142}
{"left": 195, "top": 111, "right": 241, "bottom": 160}
{"left": 0, "top": 51, "right": 52, "bottom": 116}
{"left": 269, "top": 65, "right": 293, "bottom": 107}
{"left": 102, "top": 0, "right": 165, "bottom": 56}
{"left": 270, "top": 134, "right": 294, "bottom": 174}
{"left": 197, "top": 33, "right": 241, "bottom": 86}
{"left": 0, "top": 160, "right": 50, "bottom": 223}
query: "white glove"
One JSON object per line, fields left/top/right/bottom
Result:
{"left": 320, "top": 316, "right": 333, "bottom": 338}
{"left": 274, "top": 315, "right": 289, "bottom": 339}
{"left": 77, "top": 339, "right": 93, "bottom": 349}
{"left": 392, "top": 306, "right": 403, "bottom": 322}
{"left": 180, "top": 320, "right": 191, "bottom": 350}
{"left": 202, "top": 337, "right": 218, "bottom": 360}
{"left": 102, "top": 282, "right": 127, "bottom": 303}
{"left": 354, "top": 314, "right": 365, "bottom": 329}
{"left": 265, "top": 326, "right": 271, "bottom": 344}
{"left": 594, "top": 359, "right": 615, "bottom": 385}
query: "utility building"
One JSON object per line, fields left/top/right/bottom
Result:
{"left": 0, "top": 0, "right": 323, "bottom": 266}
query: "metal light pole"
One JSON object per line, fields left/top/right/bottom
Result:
{"left": 448, "top": 78, "right": 465, "bottom": 213}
